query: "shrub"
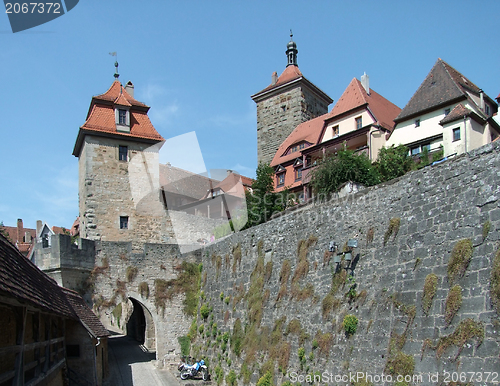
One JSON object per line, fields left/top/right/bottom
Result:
{"left": 422, "top": 273, "right": 438, "bottom": 315}
{"left": 214, "top": 365, "right": 224, "bottom": 386}
{"left": 200, "top": 303, "right": 210, "bottom": 319}
{"left": 256, "top": 370, "right": 273, "bottom": 386}
{"left": 448, "top": 239, "right": 473, "bottom": 285}
{"left": 384, "top": 218, "right": 401, "bottom": 246}
{"left": 445, "top": 285, "right": 462, "bottom": 326}
{"left": 343, "top": 314, "right": 359, "bottom": 335}
{"left": 178, "top": 336, "right": 190, "bottom": 356}
{"left": 375, "top": 145, "right": 413, "bottom": 182}
{"left": 483, "top": 220, "right": 491, "bottom": 241}
{"left": 226, "top": 370, "right": 237, "bottom": 386}
{"left": 138, "top": 282, "right": 149, "bottom": 298}
{"left": 126, "top": 266, "right": 138, "bottom": 282}
{"left": 492, "top": 248, "right": 500, "bottom": 315}
{"left": 309, "top": 147, "right": 380, "bottom": 195}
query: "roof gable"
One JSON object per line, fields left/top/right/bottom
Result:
{"left": 395, "top": 59, "right": 479, "bottom": 122}
{"left": 327, "top": 78, "right": 401, "bottom": 131}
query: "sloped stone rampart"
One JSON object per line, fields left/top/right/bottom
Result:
{"left": 197, "top": 142, "right": 500, "bottom": 384}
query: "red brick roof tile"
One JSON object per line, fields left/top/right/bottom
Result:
{"left": 270, "top": 114, "right": 327, "bottom": 167}
{"left": 93, "top": 80, "right": 147, "bottom": 108}
{"left": 328, "top": 78, "right": 401, "bottom": 131}
{"left": 62, "top": 288, "right": 110, "bottom": 338}
{"left": 73, "top": 81, "right": 164, "bottom": 156}
{"left": 254, "top": 65, "right": 303, "bottom": 96}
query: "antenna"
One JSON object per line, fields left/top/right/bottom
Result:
{"left": 109, "top": 52, "right": 119, "bottom": 79}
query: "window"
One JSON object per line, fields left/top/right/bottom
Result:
{"left": 120, "top": 216, "right": 129, "bottom": 229}
{"left": 410, "top": 143, "right": 431, "bottom": 156}
{"left": 453, "top": 128, "right": 461, "bottom": 141}
{"left": 119, "top": 145, "right": 128, "bottom": 161}
{"left": 410, "top": 147, "right": 420, "bottom": 156}
{"left": 118, "top": 109, "right": 127, "bottom": 125}
{"left": 332, "top": 125, "right": 339, "bottom": 137}
{"left": 291, "top": 143, "right": 306, "bottom": 153}
{"left": 66, "top": 345, "right": 80, "bottom": 358}
{"left": 355, "top": 117, "right": 362, "bottom": 130}
{"left": 295, "top": 167, "right": 303, "bottom": 181}
{"left": 277, "top": 173, "right": 285, "bottom": 187}
{"left": 415, "top": 119, "right": 420, "bottom": 127}
{"left": 444, "top": 108, "right": 451, "bottom": 116}
{"left": 485, "top": 104, "right": 490, "bottom": 116}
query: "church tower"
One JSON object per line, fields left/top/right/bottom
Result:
{"left": 73, "top": 64, "right": 170, "bottom": 247}
{"left": 251, "top": 33, "right": 333, "bottom": 165}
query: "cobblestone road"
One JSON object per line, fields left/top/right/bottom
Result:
{"left": 106, "top": 335, "right": 181, "bottom": 386}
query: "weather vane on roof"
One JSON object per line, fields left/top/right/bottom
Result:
{"left": 290, "top": 29, "right": 293, "bottom": 40}
{"left": 109, "top": 52, "right": 119, "bottom": 79}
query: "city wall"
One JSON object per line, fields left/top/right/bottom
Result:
{"left": 195, "top": 142, "right": 500, "bottom": 384}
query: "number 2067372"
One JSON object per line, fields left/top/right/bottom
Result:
{"left": 5, "top": 3, "right": 61, "bottom": 13}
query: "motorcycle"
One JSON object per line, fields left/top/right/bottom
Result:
{"left": 178, "top": 358, "right": 210, "bottom": 381}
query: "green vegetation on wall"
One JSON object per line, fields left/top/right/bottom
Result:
{"left": 422, "top": 273, "right": 438, "bottom": 315}
{"left": 447, "top": 239, "right": 473, "bottom": 286}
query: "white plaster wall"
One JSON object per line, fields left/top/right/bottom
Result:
{"left": 321, "top": 109, "right": 374, "bottom": 142}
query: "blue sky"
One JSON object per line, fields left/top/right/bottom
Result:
{"left": 1, "top": 0, "right": 499, "bottom": 229}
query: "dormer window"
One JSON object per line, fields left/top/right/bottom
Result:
{"left": 115, "top": 107, "right": 130, "bottom": 132}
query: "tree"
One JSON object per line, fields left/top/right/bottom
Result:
{"left": 244, "top": 163, "right": 287, "bottom": 228}
{"left": 375, "top": 144, "right": 413, "bottom": 182}
{"left": 309, "top": 147, "right": 380, "bottom": 196}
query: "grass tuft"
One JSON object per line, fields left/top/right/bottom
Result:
{"left": 384, "top": 218, "right": 401, "bottom": 245}
{"left": 422, "top": 273, "right": 438, "bottom": 315}
{"left": 491, "top": 247, "right": 500, "bottom": 315}
{"left": 444, "top": 285, "right": 462, "bottom": 327}
{"left": 447, "top": 239, "right": 473, "bottom": 285}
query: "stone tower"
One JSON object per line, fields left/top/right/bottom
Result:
{"left": 251, "top": 33, "right": 333, "bottom": 165}
{"left": 73, "top": 71, "right": 171, "bottom": 247}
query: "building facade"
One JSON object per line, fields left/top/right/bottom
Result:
{"left": 387, "top": 58, "right": 500, "bottom": 157}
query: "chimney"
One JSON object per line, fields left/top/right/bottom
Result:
{"left": 227, "top": 169, "right": 233, "bottom": 176}
{"left": 125, "top": 81, "right": 134, "bottom": 98}
{"left": 479, "top": 89, "right": 485, "bottom": 110}
{"left": 25, "top": 231, "right": 31, "bottom": 243}
{"left": 17, "top": 219, "right": 23, "bottom": 243}
{"left": 361, "top": 72, "right": 370, "bottom": 95}
{"left": 36, "top": 220, "right": 42, "bottom": 239}
{"left": 271, "top": 72, "right": 278, "bottom": 85}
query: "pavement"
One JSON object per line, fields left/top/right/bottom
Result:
{"left": 106, "top": 334, "right": 183, "bottom": 386}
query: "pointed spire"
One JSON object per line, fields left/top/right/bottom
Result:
{"left": 114, "top": 61, "right": 119, "bottom": 79}
{"left": 286, "top": 30, "right": 298, "bottom": 67}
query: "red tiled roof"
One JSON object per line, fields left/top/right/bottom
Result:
{"left": 496, "top": 93, "right": 500, "bottom": 101}
{"left": 253, "top": 65, "right": 303, "bottom": 96}
{"left": 93, "top": 80, "right": 147, "bottom": 108}
{"left": 114, "top": 92, "right": 132, "bottom": 107}
{"left": 328, "top": 78, "right": 401, "bottom": 131}
{"left": 73, "top": 81, "right": 164, "bottom": 156}
{"left": 439, "top": 103, "right": 486, "bottom": 125}
{"left": 270, "top": 114, "right": 327, "bottom": 167}
{"left": 62, "top": 288, "right": 110, "bottom": 338}
{"left": 240, "top": 175, "right": 254, "bottom": 188}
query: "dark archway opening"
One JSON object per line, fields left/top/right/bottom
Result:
{"left": 127, "top": 298, "right": 146, "bottom": 344}
{"left": 126, "top": 298, "right": 156, "bottom": 352}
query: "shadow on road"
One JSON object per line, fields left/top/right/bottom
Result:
{"left": 107, "top": 334, "right": 157, "bottom": 386}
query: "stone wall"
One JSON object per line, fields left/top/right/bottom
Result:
{"left": 90, "top": 241, "right": 201, "bottom": 365}
{"left": 256, "top": 85, "right": 330, "bottom": 165}
{"left": 31, "top": 234, "right": 95, "bottom": 291}
{"left": 194, "top": 142, "right": 500, "bottom": 385}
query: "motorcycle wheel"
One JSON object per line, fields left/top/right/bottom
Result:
{"left": 202, "top": 368, "right": 209, "bottom": 381}
{"left": 180, "top": 371, "right": 190, "bottom": 380}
